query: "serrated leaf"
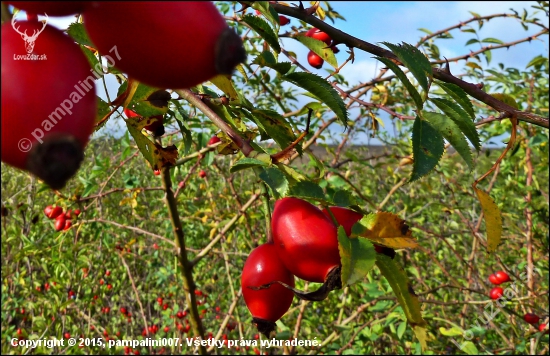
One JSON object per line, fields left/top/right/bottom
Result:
{"left": 410, "top": 116, "right": 444, "bottom": 182}
{"left": 489, "top": 93, "right": 519, "bottom": 109}
{"left": 466, "top": 62, "right": 483, "bottom": 70}
{"left": 526, "top": 55, "right": 547, "bottom": 69}
{"left": 242, "top": 14, "right": 281, "bottom": 53}
{"left": 259, "top": 167, "right": 289, "bottom": 199}
{"left": 172, "top": 102, "right": 192, "bottom": 155}
{"left": 67, "top": 22, "right": 93, "bottom": 47}
{"left": 251, "top": 1, "right": 280, "bottom": 29}
{"left": 287, "top": 181, "right": 325, "bottom": 201}
{"left": 436, "top": 81, "right": 475, "bottom": 119}
{"left": 209, "top": 75, "right": 238, "bottom": 100}
{"left": 331, "top": 189, "right": 356, "bottom": 207}
{"left": 249, "top": 109, "right": 300, "bottom": 154}
{"left": 95, "top": 97, "right": 111, "bottom": 130}
{"left": 376, "top": 254, "right": 427, "bottom": 350}
{"left": 337, "top": 227, "right": 376, "bottom": 286}
{"left": 294, "top": 34, "right": 338, "bottom": 68}
{"left": 351, "top": 212, "right": 418, "bottom": 249}
{"left": 118, "top": 83, "right": 168, "bottom": 117}
{"left": 430, "top": 98, "right": 480, "bottom": 151}
{"left": 423, "top": 111, "right": 473, "bottom": 168}
{"left": 473, "top": 187, "right": 502, "bottom": 253}
{"left": 382, "top": 42, "right": 432, "bottom": 93}
{"left": 465, "top": 38, "right": 479, "bottom": 46}
{"left": 481, "top": 37, "right": 504, "bottom": 44}
{"left": 418, "top": 28, "right": 432, "bottom": 34}
{"left": 376, "top": 56, "right": 423, "bottom": 110}
{"left": 252, "top": 51, "right": 292, "bottom": 74}
{"left": 307, "top": 151, "right": 325, "bottom": 182}
{"left": 283, "top": 72, "right": 348, "bottom": 126}
{"left": 230, "top": 158, "right": 271, "bottom": 173}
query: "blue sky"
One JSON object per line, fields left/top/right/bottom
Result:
{"left": 33, "top": 2, "right": 549, "bottom": 145}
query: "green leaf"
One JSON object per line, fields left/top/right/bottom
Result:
{"left": 294, "top": 34, "right": 338, "bottom": 68}
{"left": 249, "top": 109, "right": 300, "bottom": 154}
{"left": 94, "top": 97, "right": 111, "bottom": 132}
{"left": 242, "top": 14, "right": 281, "bottom": 53}
{"left": 465, "top": 38, "right": 479, "bottom": 46}
{"left": 283, "top": 72, "right": 348, "bottom": 126}
{"left": 172, "top": 102, "right": 192, "bottom": 155}
{"left": 259, "top": 167, "right": 289, "bottom": 199}
{"left": 331, "top": 189, "right": 356, "bottom": 207}
{"left": 251, "top": 1, "right": 280, "bottom": 29}
{"left": 230, "top": 158, "right": 271, "bottom": 173}
{"left": 423, "top": 111, "right": 473, "bottom": 169}
{"left": 410, "top": 116, "right": 444, "bottom": 182}
{"left": 461, "top": 341, "right": 479, "bottom": 355}
{"left": 67, "top": 23, "right": 93, "bottom": 47}
{"left": 337, "top": 227, "right": 376, "bottom": 287}
{"left": 397, "top": 322, "right": 407, "bottom": 339}
{"left": 376, "top": 254, "right": 427, "bottom": 351}
{"left": 430, "top": 98, "right": 480, "bottom": 151}
{"left": 288, "top": 181, "right": 325, "bottom": 201}
{"left": 418, "top": 28, "right": 432, "bottom": 34}
{"left": 252, "top": 51, "right": 292, "bottom": 74}
{"left": 118, "top": 82, "right": 168, "bottom": 117}
{"left": 436, "top": 81, "right": 475, "bottom": 119}
{"left": 526, "top": 55, "right": 547, "bottom": 69}
{"left": 481, "top": 37, "right": 504, "bottom": 44}
{"left": 375, "top": 57, "right": 423, "bottom": 110}
{"left": 382, "top": 42, "right": 432, "bottom": 93}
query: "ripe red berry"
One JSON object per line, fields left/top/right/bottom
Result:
{"left": 105, "top": 270, "right": 111, "bottom": 276}
{"left": 539, "top": 323, "right": 548, "bottom": 333}
{"left": 176, "top": 311, "right": 184, "bottom": 319}
{"left": 157, "top": 297, "right": 163, "bottom": 304}
{"left": 241, "top": 243, "right": 295, "bottom": 323}
{"left": 305, "top": 28, "right": 332, "bottom": 44}
{"left": 120, "top": 307, "right": 127, "bottom": 315}
{"left": 208, "top": 136, "right": 221, "bottom": 146}
{"left": 195, "top": 290, "right": 203, "bottom": 296}
{"left": 54, "top": 215, "right": 66, "bottom": 232}
{"left": 322, "top": 206, "right": 362, "bottom": 236}
{"left": 16, "top": 328, "right": 22, "bottom": 336}
{"left": 272, "top": 197, "right": 340, "bottom": 283}
{"left": 64, "top": 332, "right": 70, "bottom": 339}
{"left": 107, "top": 284, "right": 112, "bottom": 290}
{"left": 99, "top": 279, "right": 104, "bottom": 285}
{"left": 154, "top": 169, "right": 161, "bottom": 176}
{"left": 494, "top": 271, "right": 510, "bottom": 284}
{"left": 164, "top": 326, "right": 169, "bottom": 333}
{"left": 163, "top": 303, "right": 169, "bottom": 310}
{"left": 46, "top": 206, "right": 63, "bottom": 219}
{"left": 63, "top": 219, "right": 72, "bottom": 231}
{"left": 152, "top": 243, "right": 159, "bottom": 250}
{"left": 488, "top": 273, "right": 501, "bottom": 285}
{"left": 83, "top": 2, "right": 246, "bottom": 89}
{"left": 73, "top": 209, "right": 81, "bottom": 217}
{"left": 523, "top": 313, "right": 540, "bottom": 324}
{"left": 65, "top": 209, "right": 72, "bottom": 219}
{"left": 489, "top": 287, "right": 504, "bottom": 300}
{"left": 307, "top": 51, "right": 324, "bottom": 69}
{"left": 44, "top": 205, "right": 53, "bottom": 218}
{"left": 2, "top": 20, "right": 97, "bottom": 189}
{"left": 278, "top": 15, "right": 290, "bottom": 26}
{"left": 199, "top": 170, "right": 207, "bottom": 179}
{"left": 6, "top": 1, "right": 88, "bottom": 16}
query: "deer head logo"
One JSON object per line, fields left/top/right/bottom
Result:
{"left": 11, "top": 14, "right": 49, "bottom": 54}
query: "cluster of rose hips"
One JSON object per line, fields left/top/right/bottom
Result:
{"left": 305, "top": 28, "right": 339, "bottom": 69}
{"left": 523, "top": 313, "right": 548, "bottom": 334}
{"left": 2, "top": 1, "right": 245, "bottom": 189}
{"left": 43, "top": 205, "right": 80, "bottom": 231}
{"left": 241, "top": 197, "right": 393, "bottom": 335}
{"left": 488, "top": 270, "right": 511, "bottom": 300}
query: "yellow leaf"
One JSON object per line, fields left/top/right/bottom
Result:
{"left": 352, "top": 211, "right": 419, "bottom": 249}
{"left": 489, "top": 93, "right": 519, "bottom": 109}
{"left": 473, "top": 187, "right": 502, "bottom": 252}
{"left": 210, "top": 75, "right": 238, "bottom": 100}
{"left": 151, "top": 143, "right": 178, "bottom": 170}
